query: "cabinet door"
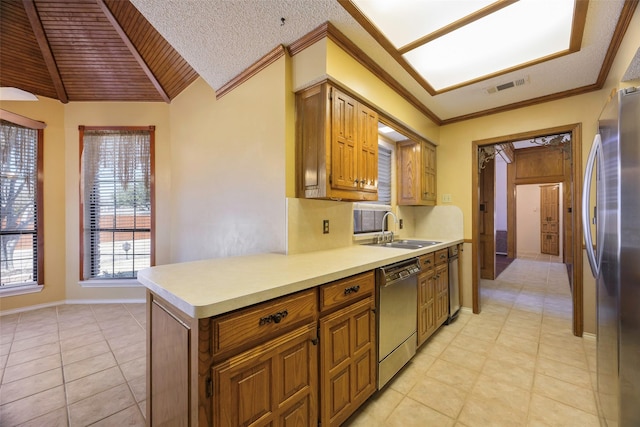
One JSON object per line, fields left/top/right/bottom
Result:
{"left": 417, "top": 269, "right": 436, "bottom": 347}
{"left": 357, "top": 104, "right": 378, "bottom": 193}
{"left": 331, "top": 89, "right": 358, "bottom": 191}
{"left": 213, "top": 323, "right": 317, "bottom": 427}
{"left": 422, "top": 142, "right": 437, "bottom": 203}
{"left": 397, "top": 141, "right": 420, "bottom": 205}
{"left": 319, "top": 297, "right": 376, "bottom": 427}
{"left": 435, "top": 263, "right": 449, "bottom": 327}
{"left": 296, "top": 84, "right": 329, "bottom": 199}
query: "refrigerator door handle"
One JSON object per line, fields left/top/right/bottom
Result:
{"left": 582, "top": 133, "right": 601, "bottom": 277}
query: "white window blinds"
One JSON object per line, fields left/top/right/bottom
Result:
{"left": 376, "top": 145, "right": 392, "bottom": 205}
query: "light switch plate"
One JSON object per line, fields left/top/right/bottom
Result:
{"left": 442, "top": 194, "right": 452, "bottom": 203}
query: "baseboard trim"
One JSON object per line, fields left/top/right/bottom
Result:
{"left": 0, "top": 298, "right": 146, "bottom": 316}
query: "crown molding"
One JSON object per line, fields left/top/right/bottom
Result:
{"left": 288, "top": 22, "right": 441, "bottom": 125}
{"left": 215, "top": 45, "right": 287, "bottom": 100}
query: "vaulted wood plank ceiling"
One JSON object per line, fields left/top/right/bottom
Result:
{"left": 0, "top": 0, "right": 199, "bottom": 103}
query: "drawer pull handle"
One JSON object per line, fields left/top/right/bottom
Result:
{"left": 440, "top": 254, "right": 446, "bottom": 259}
{"left": 259, "top": 310, "right": 288, "bottom": 325}
{"left": 344, "top": 285, "right": 360, "bottom": 295}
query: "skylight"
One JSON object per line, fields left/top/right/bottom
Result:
{"left": 347, "top": 0, "right": 582, "bottom": 92}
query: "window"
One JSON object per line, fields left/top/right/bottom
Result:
{"left": 1, "top": 120, "right": 43, "bottom": 288}
{"left": 353, "top": 144, "right": 392, "bottom": 234}
{"left": 79, "top": 126, "right": 154, "bottom": 281}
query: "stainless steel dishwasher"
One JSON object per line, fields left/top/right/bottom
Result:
{"left": 446, "top": 245, "right": 460, "bottom": 324}
{"left": 376, "top": 257, "right": 421, "bottom": 389}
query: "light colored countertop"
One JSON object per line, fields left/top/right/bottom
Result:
{"left": 137, "top": 238, "right": 463, "bottom": 319}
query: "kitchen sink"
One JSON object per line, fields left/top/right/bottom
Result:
{"left": 365, "top": 239, "right": 441, "bottom": 249}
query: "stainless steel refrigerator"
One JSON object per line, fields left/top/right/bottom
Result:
{"left": 582, "top": 86, "right": 640, "bottom": 427}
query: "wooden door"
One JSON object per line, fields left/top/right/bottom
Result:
{"left": 422, "top": 142, "right": 437, "bottom": 203}
{"left": 331, "top": 89, "right": 357, "bottom": 191}
{"left": 417, "top": 268, "right": 436, "bottom": 347}
{"left": 213, "top": 323, "right": 318, "bottom": 427}
{"left": 540, "top": 184, "right": 560, "bottom": 255}
{"left": 479, "top": 159, "right": 496, "bottom": 279}
{"left": 357, "top": 104, "right": 378, "bottom": 193}
{"left": 396, "top": 140, "right": 419, "bottom": 205}
{"left": 319, "top": 297, "right": 376, "bottom": 427}
{"left": 435, "top": 263, "right": 449, "bottom": 327}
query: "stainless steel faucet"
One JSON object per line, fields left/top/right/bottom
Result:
{"left": 377, "top": 211, "right": 399, "bottom": 244}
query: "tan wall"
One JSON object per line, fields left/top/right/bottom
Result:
{"left": 168, "top": 61, "right": 288, "bottom": 263}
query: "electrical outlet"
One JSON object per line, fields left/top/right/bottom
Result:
{"left": 323, "top": 220, "right": 329, "bottom": 234}
{"left": 399, "top": 219, "right": 403, "bottom": 229}
{"left": 442, "top": 194, "right": 452, "bottom": 203}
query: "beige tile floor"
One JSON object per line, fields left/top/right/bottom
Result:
{"left": 345, "top": 258, "right": 599, "bottom": 427}
{"left": 0, "top": 258, "right": 598, "bottom": 426}
{"left": 0, "top": 303, "right": 146, "bottom": 426}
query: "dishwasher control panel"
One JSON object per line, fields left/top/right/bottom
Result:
{"left": 380, "top": 258, "right": 421, "bottom": 285}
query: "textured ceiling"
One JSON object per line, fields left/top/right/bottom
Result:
{"left": 622, "top": 48, "right": 640, "bottom": 81}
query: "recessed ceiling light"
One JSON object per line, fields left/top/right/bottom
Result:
{"left": 379, "top": 126, "right": 395, "bottom": 134}
{"left": 348, "top": 0, "right": 580, "bottom": 92}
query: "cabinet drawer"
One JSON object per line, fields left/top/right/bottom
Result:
{"left": 435, "top": 249, "right": 448, "bottom": 265}
{"left": 212, "top": 288, "right": 317, "bottom": 357}
{"left": 419, "top": 253, "right": 435, "bottom": 270}
{"left": 319, "top": 271, "right": 374, "bottom": 313}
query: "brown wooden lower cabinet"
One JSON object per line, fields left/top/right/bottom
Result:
{"left": 148, "top": 259, "right": 452, "bottom": 426}
{"left": 417, "top": 265, "right": 436, "bottom": 347}
{"left": 212, "top": 323, "right": 318, "bottom": 427}
{"left": 319, "top": 296, "right": 376, "bottom": 426}
{"left": 435, "top": 262, "right": 449, "bottom": 327}
{"left": 417, "top": 250, "right": 449, "bottom": 348}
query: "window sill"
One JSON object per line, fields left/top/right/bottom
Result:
{"left": 79, "top": 279, "right": 142, "bottom": 288}
{"left": 352, "top": 232, "right": 383, "bottom": 243}
{"left": 0, "top": 284, "right": 44, "bottom": 297}
{"left": 353, "top": 202, "right": 391, "bottom": 211}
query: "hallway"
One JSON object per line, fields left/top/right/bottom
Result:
{"left": 0, "top": 259, "right": 598, "bottom": 426}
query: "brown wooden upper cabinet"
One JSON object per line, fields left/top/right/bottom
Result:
{"left": 397, "top": 139, "right": 437, "bottom": 205}
{"left": 296, "top": 82, "right": 379, "bottom": 201}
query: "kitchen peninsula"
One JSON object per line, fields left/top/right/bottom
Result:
{"left": 138, "top": 238, "right": 463, "bottom": 426}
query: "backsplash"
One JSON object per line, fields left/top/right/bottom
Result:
{"left": 286, "top": 198, "right": 462, "bottom": 254}
{"left": 286, "top": 198, "right": 353, "bottom": 254}
{"left": 413, "top": 205, "right": 464, "bottom": 240}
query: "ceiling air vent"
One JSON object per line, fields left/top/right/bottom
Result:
{"left": 485, "top": 76, "right": 530, "bottom": 94}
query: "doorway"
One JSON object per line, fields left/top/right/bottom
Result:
{"left": 471, "top": 124, "right": 584, "bottom": 336}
